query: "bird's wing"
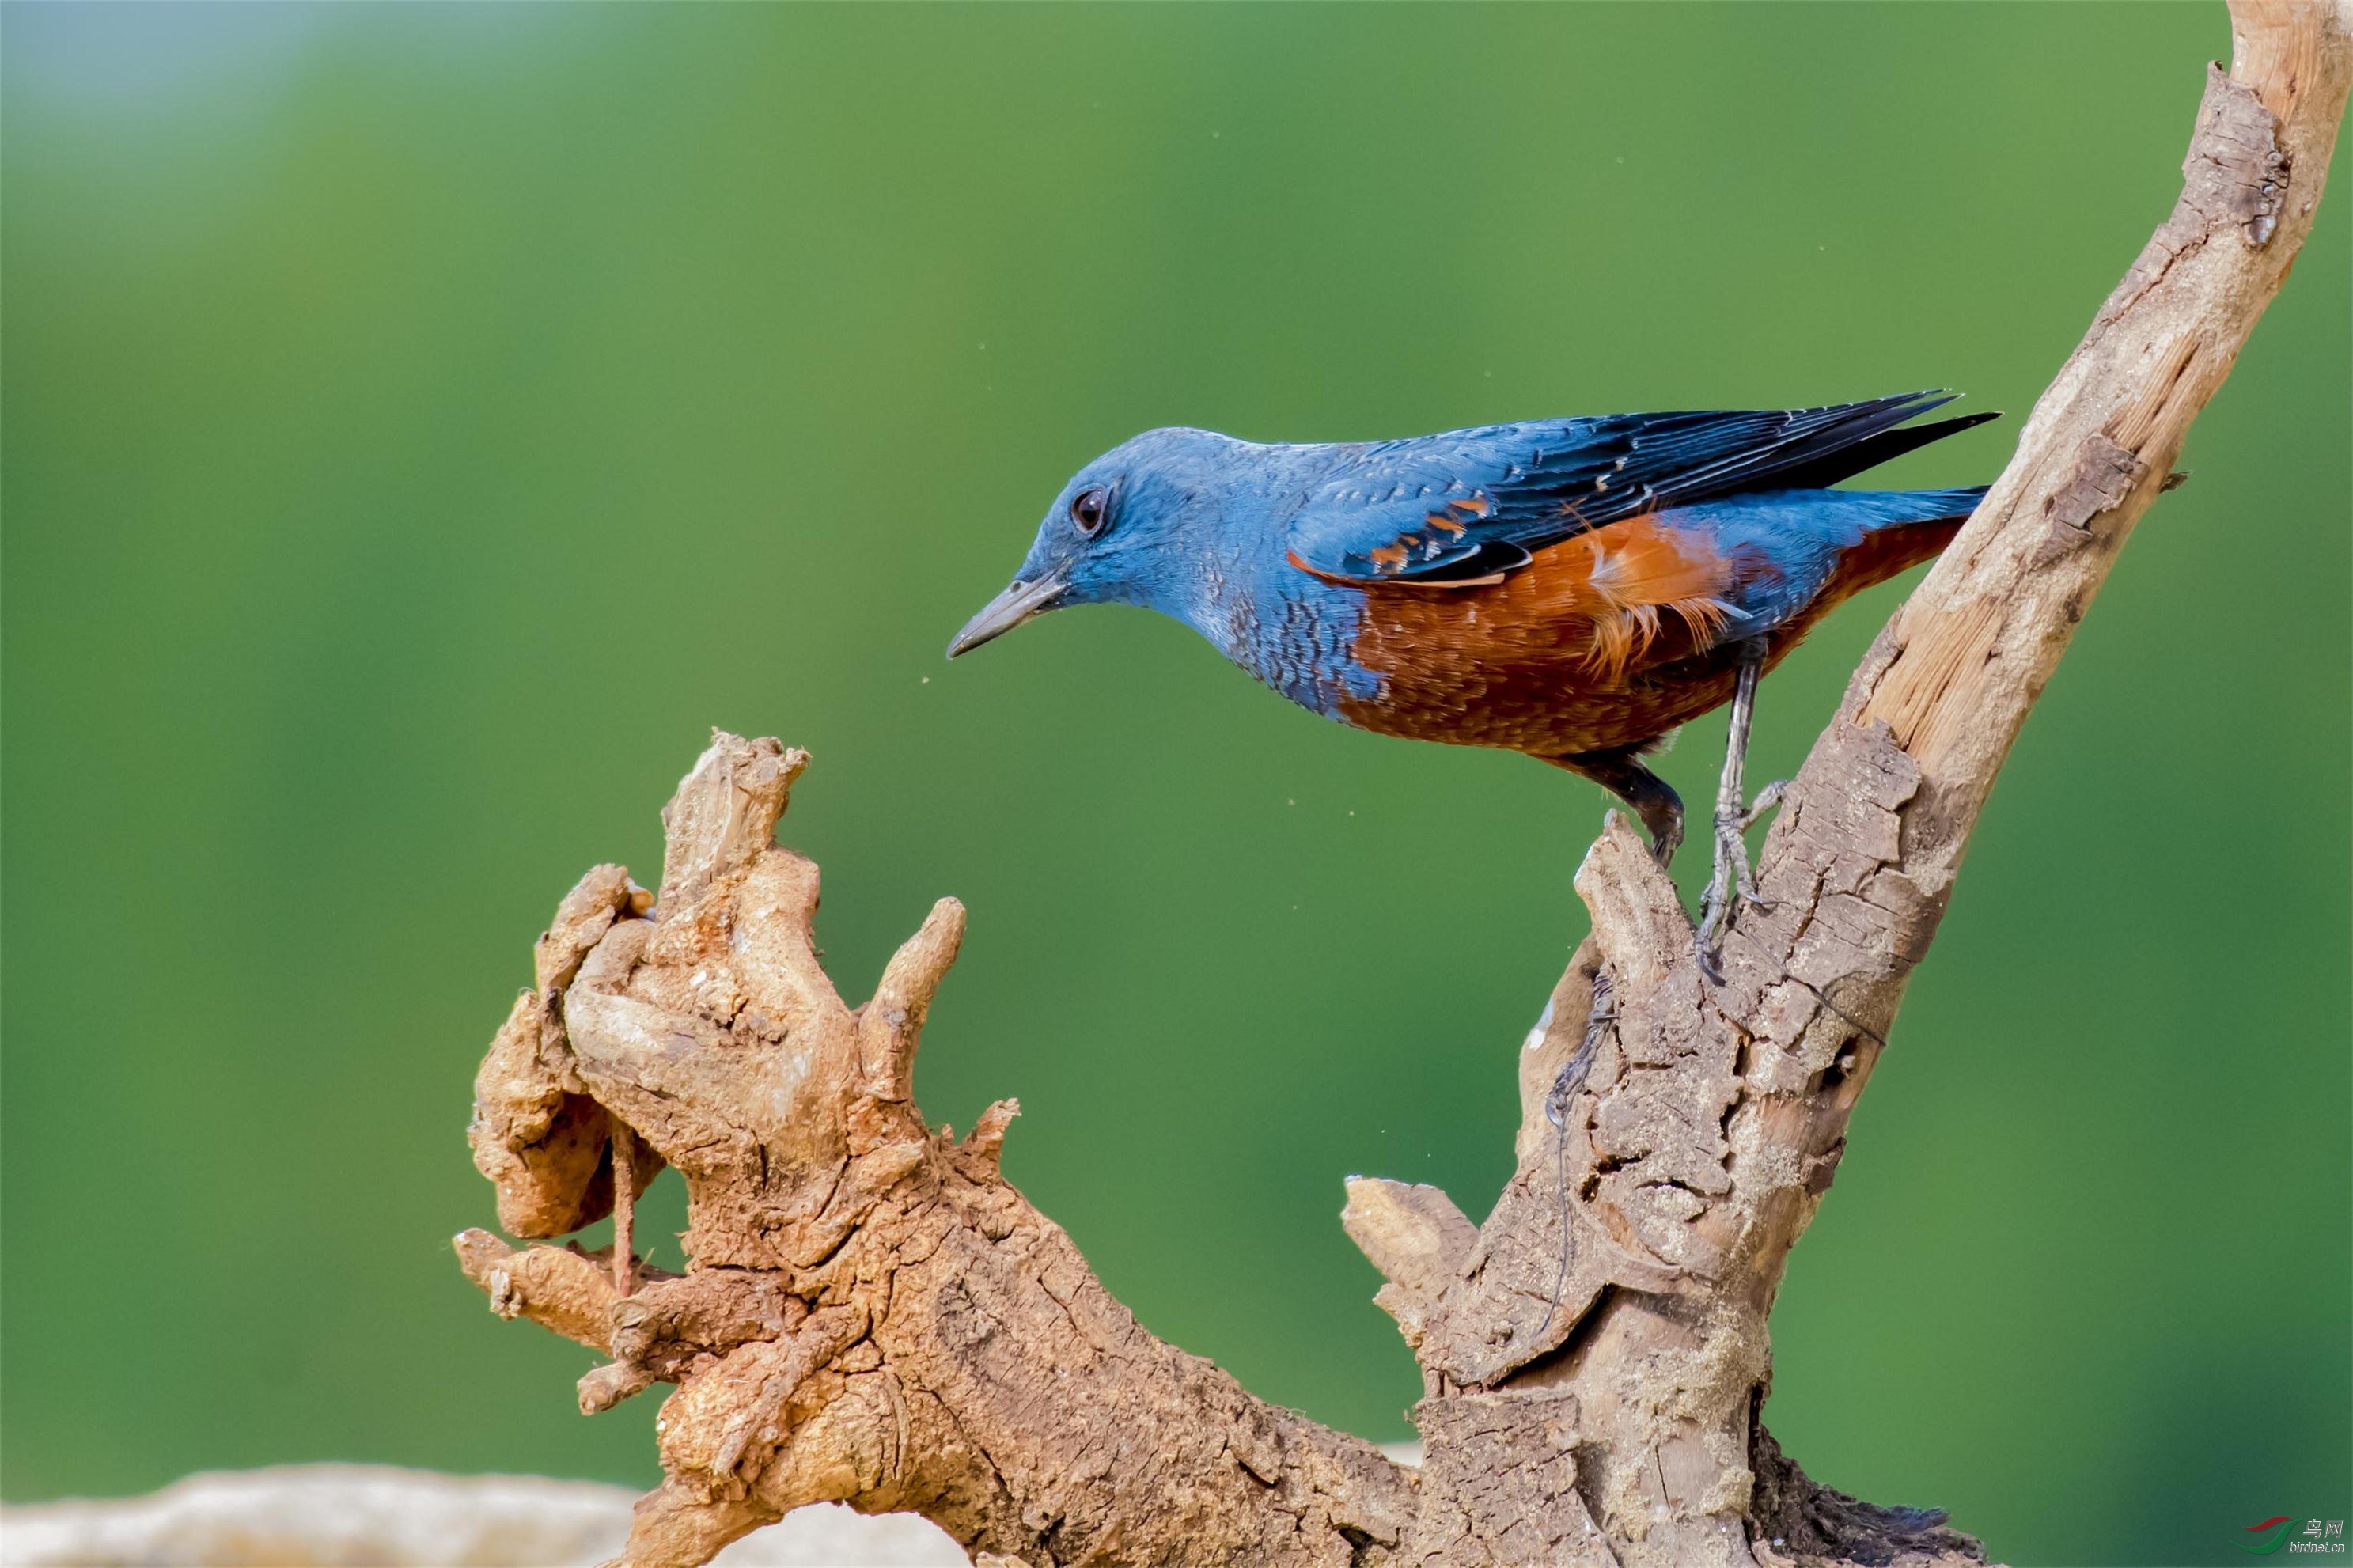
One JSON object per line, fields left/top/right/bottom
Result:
{"left": 1285, "top": 392, "right": 1982, "bottom": 586}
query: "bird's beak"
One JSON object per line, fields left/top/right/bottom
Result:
{"left": 947, "top": 573, "right": 1068, "bottom": 658}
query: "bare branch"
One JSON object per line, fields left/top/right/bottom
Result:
{"left": 453, "top": 1230, "right": 620, "bottom": 1353}
{"left": 656, "top": 733, "right": 808, "bottom": 913}
{"left": 1342, "top": 1177, "right": 1477, "bottom": 1348}
{"left": 460, "top": 744, "right": 1415, "bottom": 1566}
{"left": 858, "top": 897, "right": 967, "bottom": 1103}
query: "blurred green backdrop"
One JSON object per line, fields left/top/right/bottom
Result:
{"left": 4, "top": 5, "right": 2346, "bottom": 1564}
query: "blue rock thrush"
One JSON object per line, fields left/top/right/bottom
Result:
{"left": 951, "top": 392, "right": 1992, "bottom": 957}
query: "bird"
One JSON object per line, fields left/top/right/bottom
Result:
{"left": 949, "top": 392, "right": 1992, "bottom": 960}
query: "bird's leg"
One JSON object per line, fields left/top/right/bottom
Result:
{"left": 1549, "top": 746, "right": 1685, "bottom": 866}
{"left": 1696, "top": 641, "right": 1774, "bottom": 972}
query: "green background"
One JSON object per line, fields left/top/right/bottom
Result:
{"left": 4, "top": 5, "right": 2346, "bottom": 1563}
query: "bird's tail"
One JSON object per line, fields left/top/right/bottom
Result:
{"left": 1829, "top": 487, "right": 1986, "bottom": 598}
{"left": 1865, "top": 484, "right": 1990, "bottom": 525}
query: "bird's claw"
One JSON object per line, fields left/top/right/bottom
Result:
{"left": 1695, "top": 782, "right": 1788, "bottom": 978}
{"left": 1608, "top": 808, "right": 1683, "bottom": 868}
{"left": 1694, "top": 831, "right": 1745, "bottom": 979}
{"left": 1740, "top": 779, "right": 1790, "bottom": 834}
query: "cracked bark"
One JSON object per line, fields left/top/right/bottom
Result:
{"left": 454, "top": 6, "right": 2349, "bottom": 1563}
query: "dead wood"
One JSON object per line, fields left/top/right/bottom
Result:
{"left": 455, "top": 6, "right": 2350, "bottom": 1563}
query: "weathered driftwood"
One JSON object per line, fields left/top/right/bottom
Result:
{"left": 456, "top": 6, "right": 2350, "bottom": 1563}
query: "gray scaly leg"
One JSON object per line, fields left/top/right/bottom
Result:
{"left": 1696, "top": 642, "right": 1784, "bottom": 974}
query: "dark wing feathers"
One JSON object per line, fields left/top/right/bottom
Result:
{"left": 1290, "top": 392, "right": 1986, "bottom": 585}
{"left": 1763, "top": 409, "right": 2001, "bottom": 492}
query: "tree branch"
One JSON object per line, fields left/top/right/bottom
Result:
{"left": 454, "top": 8, "right": 2349, "bottom": 1563}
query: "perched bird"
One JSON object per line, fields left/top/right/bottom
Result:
{"left": 950, "top": 392, "right": 1991, "bottom": 955}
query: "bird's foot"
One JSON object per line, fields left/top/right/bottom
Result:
{"left": 1693, "top": 829, "right": 1746, "bottom": 979}
{"left": 1694, "top": 783, "right": 1787, "bottom": 979}
{"left": 1740, "top": 778, "right": 1790, "bottom": 834}
{"left": 1649, "top": 821, "right": 1683, "bottom": 868}
{"left": 1605, "top": 808, "right": 1683, "bottom": 868}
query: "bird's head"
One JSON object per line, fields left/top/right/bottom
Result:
{"left": 948, "top": 426, "right": 1241, "bottom": 658}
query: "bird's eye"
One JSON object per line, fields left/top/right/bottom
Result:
{"left": 1070, "top": 486, "right": 1109, "bottom": 537}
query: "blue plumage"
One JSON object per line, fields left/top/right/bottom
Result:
{"left": 1643, "top": 486, "right": 1989, "bottom": 631}
{"left": 949, "top": 393, "right": 1994, "bottom": 940}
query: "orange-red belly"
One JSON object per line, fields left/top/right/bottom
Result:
{"left": 1332, "top": 516, "right": 1956, "bottom": 759}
